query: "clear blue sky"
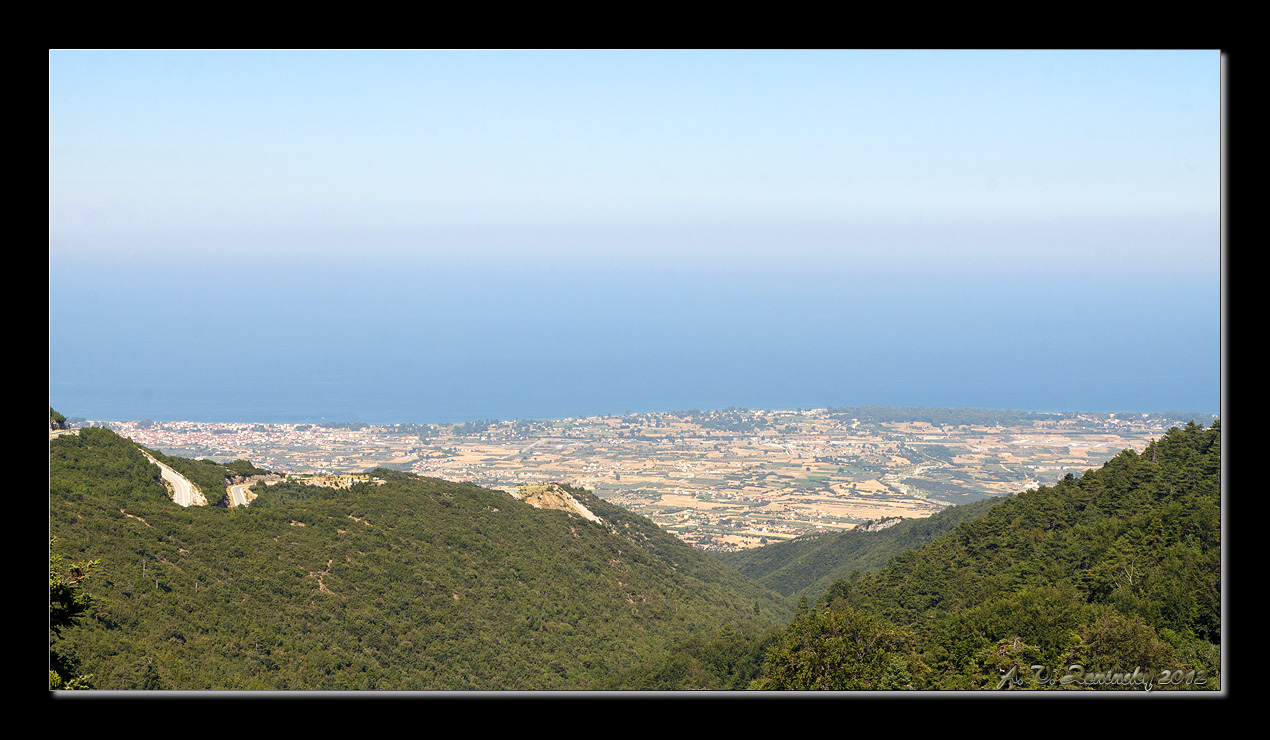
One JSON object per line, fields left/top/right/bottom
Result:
{"left": 50, "top": 50, "right": 1219, "bottom": 273}
{"left": 49, "top": 51, "right": 1222, "bottom": 421}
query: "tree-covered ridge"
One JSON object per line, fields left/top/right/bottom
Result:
{"left": 49, "top": 432, "right": 787, "bottom": 690}
{"left": 755, "top": 422, "right": 1221, "bottom": 690}
{"left": 50, "top": 421, "right": 1220, "bottom": 690}
{"left": 51, "top": 427, "right": 172, "bottom": 506}
{"left": 855, "top": 421, "right": 1220, "bottom": 634}
{"left": 716, "top": 496, "right": 1004, "bottom": 601}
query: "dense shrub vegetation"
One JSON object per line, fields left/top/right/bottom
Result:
{"left": 49, "top": 421, "right": 1219, "bottom": 691}
{"left": 753, "top": 422, "right": 1221, "bottom": 690}
{"left": 49, "top": 431, "right": 786, "bottom": 690}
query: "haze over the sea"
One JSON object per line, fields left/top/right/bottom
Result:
{"left": 50, "top": 51, "right": 1221, "bottom": 424}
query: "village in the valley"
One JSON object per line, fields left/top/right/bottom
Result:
{"left": 88, "top": 407, "right": 1211, "bottom": 552}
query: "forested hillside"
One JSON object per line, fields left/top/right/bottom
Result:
{"left": 50, "top": 421, "right": 1221, "bottom": 691}
{"left": 717, "top": 496, "right": 1003, "bottom": 602}
{"left": 752, "top": 421, "right": 1221, "bottom": 690}
{"left": 49, "top": 429, "right": 788, "bottom": 690}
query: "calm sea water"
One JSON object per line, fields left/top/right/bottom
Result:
{"left": 49, "top": 253, "right": 1220, "bottom": 424}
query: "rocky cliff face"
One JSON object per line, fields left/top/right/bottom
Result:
{"left": 857, "top": 516, "right": 903, "bottom": 533}
{"left": 512, "top": 483, "right": 603, "bottom": 524}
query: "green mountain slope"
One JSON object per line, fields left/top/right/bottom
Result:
{"left": 49, "top": 429, "right": 787, "bottom": 690}
{"left": 754, "top": 421, "right": 1221, "bottom": 690}
{"left": 716, "top": 496, "right": 1004, "bottom": 601}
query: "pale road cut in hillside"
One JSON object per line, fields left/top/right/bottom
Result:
{"left": 228, "top": 482, "right": 255, "bottom": 508}
{"left": 141, "top": 450, "right": 205, "bottom": 507}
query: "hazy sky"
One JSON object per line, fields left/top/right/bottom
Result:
{"left": 49, "top": 51, "right": 1222, "bottom": 421}
{"left": 50, "top": 50, "right": 1219, "bottom": 273}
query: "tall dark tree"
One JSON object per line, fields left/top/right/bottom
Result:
{"left": 50, "top": 538, "right": 98, "bottom": 689}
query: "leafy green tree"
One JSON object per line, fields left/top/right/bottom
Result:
{"left": 1063, "top": 607, "right": 1176, "bottom": 678}
{"left": 753, "top": 606, "right": 916, "bottom": 690}
{"left": 50, "top": 538, "right": 99, "bottom": 689}
{"left": 977, "top": 636, "right": 1047, "bottom": 690}
{"left": 140, "top": 661, "right": 165, "bottom": 690}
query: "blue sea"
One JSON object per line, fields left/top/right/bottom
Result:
{"left": 49, "top": 251, "right": 1221, "bottom": 424}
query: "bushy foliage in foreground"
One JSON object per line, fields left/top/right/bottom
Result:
{"left": 49, "top": 421, "right": 1220, "bottom": 691}
{"left": 755, "top": 422, "right": 1221, "bottom": 691}
{"left": 49, "top": 432, "right": 786, "bottom": 690}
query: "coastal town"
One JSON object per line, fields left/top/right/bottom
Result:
{"left": 81, "top": 407, "right": 1211, "bottom": 552}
